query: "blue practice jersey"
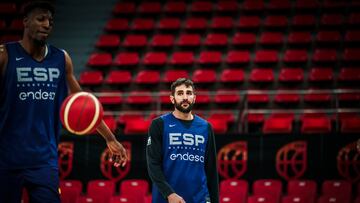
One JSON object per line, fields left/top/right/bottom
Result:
{"left": 0, "top": 42, "right": 68, "bottom": 169}
{"left": 152, "top": 113, "right": 210, "bottom": 203}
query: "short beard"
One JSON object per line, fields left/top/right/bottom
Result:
{"left": 174, "top": 100, "right": 194, "bottom": 113}
{"left": 34, "top": 38, "right": 46, "bottom": 46}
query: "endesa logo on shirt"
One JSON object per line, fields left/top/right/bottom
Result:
{"left": 16, "top": 67, "right": 60, "bottom": 101}
{"left": 168, "top": 133, "right": 206, "bottom": 163}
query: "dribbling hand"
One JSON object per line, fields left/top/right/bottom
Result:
{"left": 107, "top": 140, "right": 128, "bottom": 167}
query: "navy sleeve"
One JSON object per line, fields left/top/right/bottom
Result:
{"left": 146, "top": 117, "right": 175, "bottom": 199}
{"left": 205, "top": 123, "right": 220, "bottom": 203}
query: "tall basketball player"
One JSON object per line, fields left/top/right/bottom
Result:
{"left": 0, "top": 1, "right": 127, "bottom": 202}
{"left": 146, "top": 78, "right": 219, "bottom": 203}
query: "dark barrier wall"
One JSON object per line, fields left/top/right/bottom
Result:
{"left": 59, "top": 132, "right": 360, "bottom": 191}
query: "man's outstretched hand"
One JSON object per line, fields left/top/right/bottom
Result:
{"left": 107, "top": 140, "right": 128, "bottom": 167}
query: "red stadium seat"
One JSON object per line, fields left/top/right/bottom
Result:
{"left": 208, "top": 112, "right": 236, "bottom": 124}
{"left": 243, "top": 0, "right": 264, "bottom": 12}
{"left": 316, "top": 31, "right": 341, "bottom": 45}
{"left": 79, "top": 71, "right": 103, "bottom": 85}
{"left": 95, "top": 34, "right": 120, "bottom": 49}
{"left": 245, "top": 113, "right": 265, "bottom": 124}
{"left": 312, "top": 49, "right": 338, "bottom": 64}
{"left": 105, "top": 18, "right": 128, "bottom": 32}
{"left": 220, "top": 69, "right": 244, "bottom": 83}
{"left": 195, "top": 90, "right": 211, "bottom": 104}
{"left": 123, "top": 34, "right": 147, "bottom": 48}
{"left": 87, "top": 53, "right": 112, "bottom": 67}
{"left": 287, "top": 32, "right": 312, "bottom": 46}
{"left": 131, "top": 18, "right": 155, "bottom": 31}
{"left": 110, "top": 195, "right": 138, "bottom": 203}
{"left": 60, "top": 180, "right": 83, "bottom": 203}
{"left": 309, "top": 68, "right": 334, "bottom": 82}
{"left": 343, "top": 48, "right": 360, "bottom": 63}
{"left": 150, "top": 34, "right": 175, "bottom": 48}
{"left": 263, "top": 113, "right": 294, "bottom": 134}
{"left": 321, "top": 180, "right": 352, "bottom": 202}
{"left": 118, "top": 113, "right": 145, "bottom": 125}
{"left": 177, "top": 34, "right": 201, "bottom": 47}
{"left": 112, "top": 2, "right": 135, "bottom": 15}
{"left": 210, "top": 16, "right": 233, "bottom": 30}
{"left": 216, "top": 1, "right": 238, "bottom": 13}
{"left": 0, "top": 3, "right": 17, "bottom": 15}
{"left": 164, "top": 2, "right": 186, "bottom": 14}
{"left": 237, "top": 16, "right": 261, "bottom": 29}
{"left": 120, "top": 179, "right": 149, "bottom": 197}
{"left": 126, "top": 91, "right": 153, "bottom": 105}
{"left": 158, "top": 18, "right": 181, "bottom": 31}
{"left": 124, "top": 118, "right": 151, "bottom": 135}
{"left": 184, "top": 17, "right": 207, "bottom": 31}
{"left": 170, "top": 52, "right": 194, "bottom": 66}
{"left": 226, "top": 51, "right": 251, "bottom": 64}
{"left": 345, "top": 30, "right": 360, "bottom": 44}
{"left": 292, "top": 15, "right": 316, "bottom": 28}
{"left": 162, "top": 70, "right": 189, "bottom": 83}
{"left": 87, "top": 180, "right": 115, "bottom": 203}
{"left": 274, "top": 92, "right": 300, "bottom": 104}
{"left": 348, "top": 12, "right": 360, "bottom": 26}
{"left": 103, "top": 115, "right": 117, "bottom": 133}
{"left": 106, "top": 70, "right": 131, "bottom": 85}
{"left": 267, "top": 0, "right": 291, "bottom": 12}
{"left": 259, "top": 32, "right": 284, "bottom": 46}
{"left": 301, "top": 114, "right": 332, "bottom": 134}
{"left": 138, "top": 2, "right": 161, "bottom": 14}
{"left": 317, "top": 194, "right": 350, "bottom": 203}
{"left": 264, "top": 15, "right": 288, "bottom": 28}
{"left": 143, "top": 52, "right": 167, "bottom": 66}
{"left": 198, "top": 51, "right": 222, "bottom": 65}
{"left": 283, "top": 50, "right": 308, "bottom": 64}
{"left": 214, "top": 89, "right": 241, "bottom": 104}
{"left": 134, "top": 70, "right": 160, "bottom": 85}
{"left": 192, "top": 69, "right": 217, "bottom": 83}
{"left": 220, "top": 179, "right": 248, "bottom": 199}
{"left": 98, "top": 91, "right": 122, "bottom": 105}
{"left": 253, "top": 179, "right": 283, "bottom": 203}
{"left": 204, "top": 33, "right": 228, "bottom": 47}
{"left": 341, "top": 116, "right": 360, "bottom": 133}
{"left": 278, "top": 68, "right": 304, "bottom": 83}
{"left": 190, "top": 1, "right": 213, "bottom": 13}
{"left": 304, "top": 90, "right": 332, "bottom": 103}
{"left": 320, "top": 14, "right": 343, "bottom": 27}
{"left": 250, "top": 69, "right": 274, "bottom": 83}
{"left": 220, "top": 194, "right": 245, "bottom": 203}
{"left": 295, "top": 0, "right": 318, "bottom": 11}
{"left": 232, "top": 32, "right": 256, "bottom": 46}
{"left": 207, "top": 117, "right": 228, "bottom": 134}
{"left": 248, "top": 194, "right": 278, "bottom": 203}
{"left": 287, "top": 179, "right": 317, "bottom": 203}
{"left": 254, "top": 50, "right": 278, "bottom": 64}
{"left": 281, "top": 195, "right": 313, "bottom": 203}
{"left": 247, "top": 92, "right": 270, "bottom": 104}
{"left": 76, "top": 196, "right": 99, "bottom": 203}
{"left": 338, "top": 68, "right": 360, "bottom": 82}
{"left": 8, "top": 19, "right": 23, "bottom": 32}
{"left": 113, "top": 52, "right": 139, "bottom": 66}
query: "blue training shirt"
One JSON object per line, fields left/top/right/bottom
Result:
{"left": 152, "top": 113, "right": 210, "bottom": 203}
{"left": 0, "top": 42, "right": 68, "bottom": 169}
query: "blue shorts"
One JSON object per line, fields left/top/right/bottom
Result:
{"left": 0, "top": 167, "right": 60, "bottom": 203}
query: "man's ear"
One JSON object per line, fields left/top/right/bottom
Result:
{"left": 23, "top": 17, "right": 29, "bottom": 28}
{"left": 193, "top": 95, "right": 196, "bottom": 103}
{"left": 170, "top": 95, "right": 175, "bottom": 104}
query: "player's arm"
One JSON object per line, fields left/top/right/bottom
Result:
{"left": 0, "top": 45, "right": 8, "bottom": 77}
{"left": 63, "top": 50, "right": 127, "bottom": 167}
{"left": 146, "top": 118, "right": 180, "bottom": 201}
{"left": 205, "top": 123, "right": 219, "bottom": 203}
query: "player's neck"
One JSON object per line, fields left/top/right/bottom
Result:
{"left": 20, "top": 37, "right": 47, "bottom": 61}
{"left": 172, "top": 110, "right": 193, "bottom": 121}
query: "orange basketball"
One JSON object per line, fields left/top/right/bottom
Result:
{"left": 60, "top": 92, "right": 103, "bottom": 135}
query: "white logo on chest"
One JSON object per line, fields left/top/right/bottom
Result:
{"left": 16, "top": 67, "right": 60, "bottom": 82}
{"left": 169, "top": 133, "right": 205, "bottom": 146}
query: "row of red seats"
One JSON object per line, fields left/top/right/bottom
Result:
{"left": 95, "top": 31, "right": 360, "bottom": 50}
{"left": 79, "top": 68, "right": 360, "bottom": 86}
{"left": 86, "top": 50, "right": 360, "bottom": 67}
{"left": 220, "top": 179, "right": 358, "bottom": 203}
{"left": 23, "top": 178, "right": 358, "bottom": 203}
{"left": 94, "top": 111, "right": 360, "bottom": 135}
{"left": 105, "top": 14, "right": 360, "bottom": 33}
{"left": 111, "top": 1, "right": 360, "bottom": 16}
